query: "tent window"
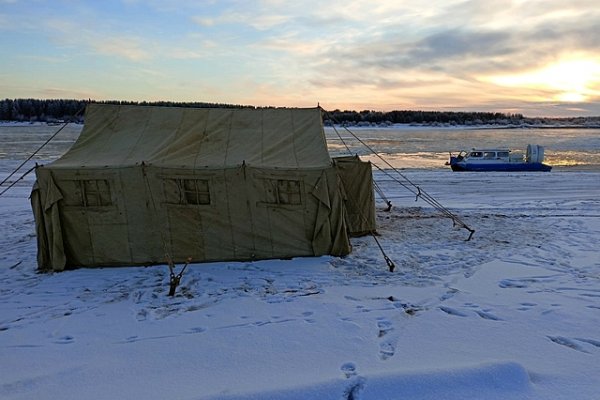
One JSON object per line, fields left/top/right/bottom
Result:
{"left": 66, "top": 179, "right": 112, "bottom": 207}
{"left": 264, "top": 179, "right": 302, "bottom": 205}
{"left": 168, "top": 179, "right": 211, "bottom": 205}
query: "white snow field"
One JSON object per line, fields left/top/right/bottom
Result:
{"left": 1, "top": 166, "right": 599, "bottom": 400}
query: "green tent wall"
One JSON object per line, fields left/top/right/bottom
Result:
{"left": 31, "top": 104, "right": 376, "bottom": 271}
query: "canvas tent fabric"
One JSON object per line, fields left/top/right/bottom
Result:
{"left": 333, "top": 155, "right": 376, "bottom": 235}
{"left": 31, "top": 104, "right": 376, "bottom": 271}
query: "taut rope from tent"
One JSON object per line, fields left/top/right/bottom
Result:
{"left": 0, "top": 106, "right": 86, "bottom": 198}
{"left": 372, "top": 178, "right": 393, "bottom": 212}
{"left": 141, "top": 163, "right": 192, "bottom": 296}
{"left": 332, "top": 122, "right": 353, "bottom": 154}
{"left": 332, "top": 122, "right": 398, "bottom": 221}
{"left": 339, "top": 173, "right": 396, "bottom": 272}
{"left": 341, "top": 125, "right": 475, "bottom": 241}
{"left": 325, "top": 113, "right": 475, "bottom": 242}
{"left": 0, "top": 165, "right": 36, "bottom": 197}
{"left": 328, "top": 122, "right": 391, "bottom": 210}
{"left": 323, "top": 113, "right": 397, "bottom": 271}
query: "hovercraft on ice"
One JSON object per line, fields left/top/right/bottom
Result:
{"left": 448, "top": 144, "right": 552, "bottom": 172}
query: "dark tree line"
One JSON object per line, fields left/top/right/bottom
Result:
{"left": 323, "top": 109, "right": 525, "bottom": 125}
{"left": 1, "top": 99, "right": 89, "bottom": 122}
{"left": 1, "top": 98, "right": 598, "bottom": 126}
{"left": 0, "top": 99, "right": 251, "bottom": 123}
{"left": 0, "top": 98, "right": 524, "bottom": 125}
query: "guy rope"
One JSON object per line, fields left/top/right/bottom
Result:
{"left": 324, "top": 109, "right": 475, "bottom": 244}
{"left": 335, "top": 123, "right": 475, "bottom": 241}
{"left": 334, "top": 115, "right": 396, "bottom": 272}
{"left": 141, "top": 162, "right": 192, "bottom": 296}
{"left": 0, "top": 106, "right": 86, "bottom": 198}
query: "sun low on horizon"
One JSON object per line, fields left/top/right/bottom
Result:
{"left": 0, "top": 0, "right": 599, "bottom": 117}
{"left": 485, "top": 55, "right": 600, "bottom": 105}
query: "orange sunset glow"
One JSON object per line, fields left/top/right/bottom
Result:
{"left": 1, "top": 1, "right": 599, "bottom": 117}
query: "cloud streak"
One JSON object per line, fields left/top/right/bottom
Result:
{"left": 0, "top": 0, "right": 599, "bottom": 116}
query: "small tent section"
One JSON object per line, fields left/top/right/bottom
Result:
{"left": 333, "top": 155, "right": 376, "bottom": 236}
{"left": 31, "top": 104, "right": 376, "bottom": 271}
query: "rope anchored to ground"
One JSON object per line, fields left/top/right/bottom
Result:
{"left": 337, "top": 125, "right": 476, "bottom": 242}
{"left": 141, "top": 162, "right": 193, "bottom": 297}
{"left": 324, "top": 108, "right": 475, "bottom": 272}
{"left": 168, "top": 257, "right": 192, "bottom": 297}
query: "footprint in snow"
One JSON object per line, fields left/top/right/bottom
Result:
{"left": 185, "top": 327, "right": 206, "bottom": 334}
{"left": 376, "top": 318, "right": 394, "bottom": 337}
{"left": 341, "top": 362, "right": 357, "bottom": 378}
{"left": 343, "top": 377, "right": 365, "bottom": 400}
{"left": 475, "top": 310, "right": 503, "bottom": 321}
{"left": 439, "top": 288, "right": 459, "bottom": 302}
{"left": 574, "top": 338, "right": 600, "bottom": 349}
{"left": 517, "top": 302, "right": 537, "bottom": 311}
{"left": 499, "top": 278, "right": 542, "bottom": 289}
{"left": 548, "top": 336, "right": 588, "bottom": 353}
{"left": 54, "top": 335, "right": 74, "bottom": 344}
{"left": 136, "top": 309, "right": 148, "bottom": 321}
{"left": 302, "top": 311, "right": 316, "bottom": 324}
{"left": 439, "top": 306, "right": 469, "bottom": 317}
{"left": 379, "top": 340, "right": 396, "bottom": 360}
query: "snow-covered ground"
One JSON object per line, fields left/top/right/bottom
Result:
{"left": 1, "top": 167, "right": 599, "bottom": 400}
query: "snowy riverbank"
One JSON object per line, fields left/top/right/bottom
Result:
{"left": 1, "top": 170, "right": 599, "bottom": 399}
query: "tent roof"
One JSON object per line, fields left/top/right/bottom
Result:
{"left": 51, "top": 104, "right": 332, "bottom": 169}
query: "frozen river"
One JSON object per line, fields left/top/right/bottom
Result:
{"left": 1, "top": 123, "right": 599, "bottom": 172}
{"left": 326, "top": 125, "right": 600, "bottom": 171}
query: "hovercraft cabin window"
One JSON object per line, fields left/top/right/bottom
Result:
{"left": 166, "top": 178, "right": 211, "bottom": 205}
{"left": 263, "top": 179, "right": 302, "bottom": 205}
{"left": 65, "top": 179, "right": 112, "bottom": 207}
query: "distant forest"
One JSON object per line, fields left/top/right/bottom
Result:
{"left": 1, "top": 98, "right": 599, "bottom": 127}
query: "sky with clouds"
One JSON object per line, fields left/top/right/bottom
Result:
{"left": 1, "top": 0, "right": 600, "bottom": 117}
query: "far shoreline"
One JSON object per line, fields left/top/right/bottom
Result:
{"left": 326, "top": 122, "right": 600, "bottom": 130}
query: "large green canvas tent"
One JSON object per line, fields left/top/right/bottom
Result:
{"left": 31, "top": 104, "right": 376, "bottom": 271}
